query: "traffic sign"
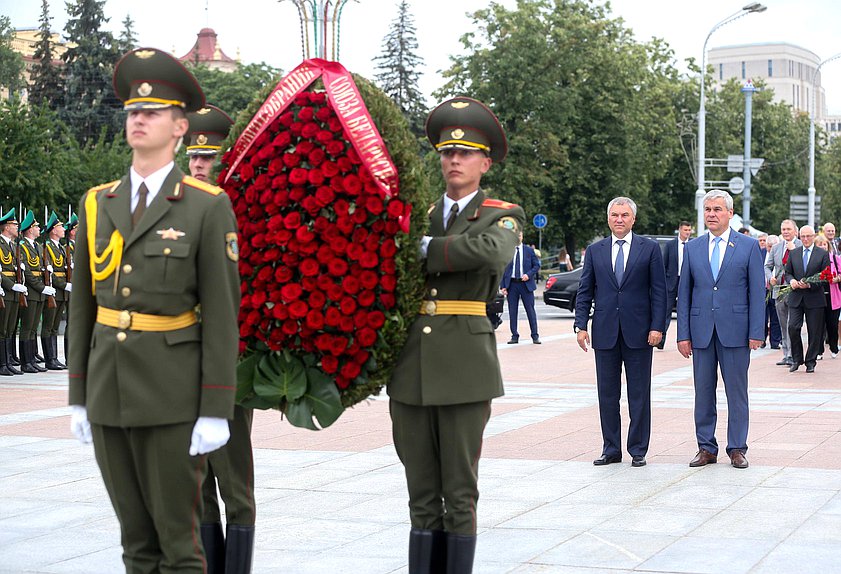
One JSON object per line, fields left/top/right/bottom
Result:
{"left": 533, "top": 214, "right": 547, "bottom": 229}
{"left": 729, "top": 176, "right": 745, "bottom": 195}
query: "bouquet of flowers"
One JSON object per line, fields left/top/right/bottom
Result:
{"left": 218, "top": 61, "right": 433, "bottom": 429}
{"left": 775, "top": 265, "right": 833, "bottom": 302}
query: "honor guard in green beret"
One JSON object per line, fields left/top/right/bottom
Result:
{"left": 67, "top": 47, "right": 241, "bottom": 574}
{"left": 62, "top": 214, "right": 78, "bottom": 361}
{"left": 388, "top": 97, "right": 525, "bottom": 573}
{"left": 40, "top": 211, "right": 69, "bottom": 370}
{"left": 185, "top": 104, "right": 256, "bottom": 574}
{"left": 18, "top": 210, "right": 51, "bottom": 373}
{"left": 0, "top": 208, "right": 25, "bottom": 376}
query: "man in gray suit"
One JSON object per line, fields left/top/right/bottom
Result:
{"left": 765, "top": 219, "right": 801, "bottom": 367}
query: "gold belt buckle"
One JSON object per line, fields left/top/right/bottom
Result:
{"left": 423, "top": 300, "right": 437, "bottom": 316}
{"left": 118, "top": 310, "right": 132, "bottom": 330}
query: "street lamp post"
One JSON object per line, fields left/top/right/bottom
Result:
{"left": 808, "top": 52, "right": 841, "bottom": 228}
{"left": 696, "top": 3, "right": 767, "bottom": 236}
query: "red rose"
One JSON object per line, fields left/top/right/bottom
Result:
{"left": 321, "top": 355, "right": 339, "bottom": 374}
{"left": 328, "top": 117, "right": 343, "bottom": 133}
{"left": 364, "top": 233, "right": 380, "bottom": 252}
{"left": 289, "top": 122, "right": 303, "bottom": 136}
{"left": 272, "top": 131, "right": 292, "bottom": 149}
{"left": 305, "top": 310, "right": 325, "bottom": 330}
{"left": 386, "top": 198, "right": 405, "bottom": 218}
{"left": 340, "top": 360, "right": 361, "bottom": 379}
{"left": 358, "top": 290, "right": 376, "bottom": 307}
{"left": 334, "top": 199, "right": 350, "bottom": 216}
{"left": 308, "top": 148, "right": 326, "bottom": 166}
{"left": 294, "top": 93, "right": 310, "bottom": 106}
{"left": 336, "top": 156, "right": 353, "bottom": 172}
{"left": 339, "top": 316, "right": 354, "bottom": 332}
{"left": 385, "top": 221, "right": 400, "bottom": 235}
{"left": 300, "top": 257, "right": 320, "bottom": 276}
{"left": 316, "top": 106, "right": 333, "bottom": 122}
{"left": 297, "top": 106, "right": 315, "bottom": 122}
{"left": 281, "top": 283, "right": 303, "bottom": 302}
{"left": 289, "top": 300, "right": 309, "bottom": 319}
{"left": 340, "top": 297, "right": 358, "bottom": 315}
{"left": 301, "top": 195, "right": 320, "bottom": 216}
{"left": 343, "top": 174, "right": 362, "bottom": 195}
{"left": 342, "top": 275, "right": 360, "bottom": 295}
{"left": 302, "top": 122, "right": 320, "bottom": 138}
{"left": 381, "top": 293, "right": 396, "bottom": 309}
{"left": 297, "top": 141, "right": 315, "bottom": 154}
{"left": 239, "top": 163, "right": 254, "bottom": 182}
{"left": 347, "top": 147, "right": 362, "bottom": 164}
{"left": 346, "top": 243, "right": 364, "bottom": 262}
{"left": 283, "top": 152, "right": 302, "bottom": 168}
{"left": 283, "top": 211, "right": 302, "bottom": 230}
{"left": 366, "top": 195, "right": 384, "bottom": 215}
{"left": 301, "top": 276, "right": 317, "bottom": 291}
{"left": 329, "top": 336, "right": 348, "bottom": 356}
{"left": 328, "top": 259, "right": 349, "bottom": 276}
{"left": 381, "top": 274, "right": 397, "bottom": 292}
{"left": 367, "top": 311, "right": 386, "bottom": 329}
{"left": 335, "top": 375, "right": 351, "bottom": 389}
{"left": 360, "top": 252, "right": 379, "bottom": 268}
{"left": 336, "top": 216, "right": 354, "bottom": 235}
{"left": 282, "top": 319, "right": 298, "bottom": 335}
{"left": 289, "top": 168, "right": 308, "bottom": 185}
{"left": 256, "top": 266, "right": 273, "bottom": 282}
{"left": 315, "top": 186, "right": 335, "bottom": 207}
{"left": 308, "top": 169, "right": 326, "bottom": 186}
{"left": 253, "top": 174, "right": 271, "bottom": 192}
{"left": 272, "top": 188, "right": 289, "bottom": 205}
{"left": 278, "top": 111, "right": 295, "bottom": 127}
{"left": 309, "top": 290, "right": 326, "bottom": 309}
{"left": 315, "top": 333, "right": 332, "bottom": 351}
{"left": 309, "top": 92, "right": 326, "bottom": 104}
{"left": 380, "top": 239, "right": 397, "bottom": 258}
{"left": 289, "top": 187, "right": 306, "bottom": 202}
{"left": 357, "top": 328, "right": 377, "bottom": 347}
{"left": 380, "top": 259, "right": 396, "bottom": 274}
{"left": 327, "top": 283, "right": 344, "bottom": 301}
{"left": 325, "top": 307, "right": 342, "bottom": 327}
{"left": 359, "top": 271, "right": 378, "bottom": 290}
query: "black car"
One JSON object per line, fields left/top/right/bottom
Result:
{"left": 542, "top": 235, "right": 675, "bottom": 312}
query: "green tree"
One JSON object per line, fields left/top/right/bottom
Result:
{"left": 373, "top": 0, "right": 426, "bottom": 137}
{"left": 61, "top": 0, "right": 122, "bottom": 144}
{"left": 435, "top": 0, "right": 684, "bottom": 253}
{"left": 29, "top": 0, "right": 65, "bottom": 110}
{"left": 0, "top": 16, "right": 25, "bottom": 98}
{"left": 117, "top": 14, "right": 137, "bottom": 53}
{"left": 188, "top": 62, "right": 281, "bottom": 121}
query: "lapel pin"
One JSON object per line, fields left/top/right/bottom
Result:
{"left": 729, "top": 242, "right": 735, "bottom": 248}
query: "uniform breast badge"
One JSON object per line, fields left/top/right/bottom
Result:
{"left": 156, "top": 228, "right": 186, "bottom": 240}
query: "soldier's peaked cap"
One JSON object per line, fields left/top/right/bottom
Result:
{"left": 113, "top": 47, "right": 205, "bottom": 112}
{"left": 0, "top": 208, "right": 17, "bottom": 225}
{"left": 19, "top": 210, "right": 38, "bottom": 233}
{"left": 185, "top": 105, "right": 234, "bottom": 156}
{"left": 425, "top": 96, "right": 507, "bottom": 163}
{"left": 43, "top": 211, "right": 62, "bottom": 235}
{"left": 64, "top": 213, "right": 78, "bottom": 231}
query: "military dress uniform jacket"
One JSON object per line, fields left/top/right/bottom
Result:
{"left": 0, "top": 238, "right": 17, "bottom": 303}
{"left": 44, "top": 240, "right": 68, "bottom": 302}
{"left": 389, "top": 190, "right": 524, "bottom": 406}
{"left": 20, "top": 240, "right": 47, "bottom": 302}
{"left": 68, "top": 166, "right": 241, "bottom": 428}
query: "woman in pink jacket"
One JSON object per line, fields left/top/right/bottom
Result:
{"left": 814, "top": 236, "right": 841, "bottom": 358}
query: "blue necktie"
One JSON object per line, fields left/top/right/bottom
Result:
{"left": 614, "top": 240, "right": 625, "bottom": 284}
{"left": 514, "top": 246, "right": 521, "bottom": 278}
{"left": 803, "top": 248, "right": 810, "bottom": 273}
{"left": 711, "top": 237, "right": 722, "bottom": 280}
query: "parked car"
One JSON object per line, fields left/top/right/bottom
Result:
{"left": 542, "top": 235, "right": 675, "bottom": 312}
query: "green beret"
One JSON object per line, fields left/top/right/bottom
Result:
{"left": 425, "top": 96, "right": 508, "bottom": 162}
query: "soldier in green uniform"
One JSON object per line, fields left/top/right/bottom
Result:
{"left": 63, "top": 214, "right": 78, "bottom": 362}
{"left": 67, "top": 47, "right": 241, "bottom": 574}
{"left": 0, "top": 208, "right": 23, "bottom": 376}
{"left": 185, "top": 104, "right": 256, "bottom": 574}
{"left": 40, "top": 211, "right": 69, "bottom": 370}
{"left": 389, "top": 97, "right": 525, "bottom": 573}
{"left": 18, "top": 211, "right": 52, "bottom": 373}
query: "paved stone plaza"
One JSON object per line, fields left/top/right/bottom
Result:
{"left": 2, "top": 298, "right": 841, "bottom": 573}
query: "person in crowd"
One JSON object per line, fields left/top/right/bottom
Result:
{"left": 814, "top": 235, "right": 841, "bottom": 359}
{"left": 738, "top": 227, "right": 751, "bottom": 235}
{"left": 677, "top": 190, "right": 765, "bottom": 469}
{"left": 661, "top": 221, "right": 692, "bottom": 349}
{"left": 501, "top": 231, "right": 541, "bottom": 344}
{"left": 574, "top": 197, "right": 667, "bottom": 468}
{"left": 67, "top": 47, "right": 241, "bottom": 573}
{"left": 758, "top": 233, "right": 781, "bottom": 349}
{"left": 389, "top": 96, "right": 524, "bottom": 573}
{"left": 784, "top": 225, "right": 830, "bottom": 373}
{"left": 558, "top": 246, "right": 573, "bottom": 272}
{"left": 822, "top": 222, "right": 839, "bottom": 254}
{"left": 766, "top": 220, "right": 801, "bottom": 367}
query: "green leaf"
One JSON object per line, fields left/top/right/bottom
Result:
{"left": 284, "top": 397, "right": 318, "bottom": 430}
{"left": 306, "top": 369, "right": 344, "bottom": 429}
{"left": 253, "top": 352, "right": 307, "bottom": 404}
{"left": 235, "top": 351, "right": 261, "bottom": 404}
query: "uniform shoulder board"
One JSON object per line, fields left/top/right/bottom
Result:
{"left": 482, "top": 199, "right": 517, "bottom": 210}
{"left": 87, "top": 180, "right": 120, "bottom": 195}
{"left": 182, "top": 175, "right": 224, "bottom": 196}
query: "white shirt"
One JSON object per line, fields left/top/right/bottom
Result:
{"left": 678, "top": 238, "right": 688, "bottom": 276}
{"left": 708, "top": 227, "right": 731, "bottom": 270}
{"left": 130, "top": 162, "right": 175, "bottom": 212}
{"left": 441, "top": 189, "right": 479, "bottom": 229}
{"left": 611, "top": 233, "right": 632, "bottom": 272}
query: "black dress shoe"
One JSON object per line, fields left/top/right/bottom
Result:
{"left": 770, "top": 344, "right": 781, "bottom": 349}
{"left": 593, "top": 454, "right": 621, "bottom": 466}
{"left": 776, "top": 358, "right": 792, "bottom": 366}
{"left": 507, "top": 338, "right": 518, "bottom": 344}
{"left": 806, "top": 365, "right": 815, "bottom": 373}
{"left": 631, "top": 455, "right": 646, "bottom": 467}
{"left": 656, "top": 342, "right": 665, "bottom": 350}
{"left": 789, "top": 363, "right": 801, "bottom": 372}
{"left": 532, "top": 338, "right": 541, "bottom": 345}
{"left": 760, "top": 342, "right": 767, "bottom": 348}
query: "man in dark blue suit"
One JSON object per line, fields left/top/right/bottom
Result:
{"left": 501, "top": 231, "right": 541, "bottom": 344}
{"left": 677, "top": 190, "right": 765, "bottom": 469}
{"left": 660, "top": 221, "right": 693, "bottom": 349}
{"left": 574, "top": 197, "right": 667, "bottom": 467}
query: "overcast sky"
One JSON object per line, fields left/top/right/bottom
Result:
{"left": 4, "top": 0, "right": 841, "bottom": 114}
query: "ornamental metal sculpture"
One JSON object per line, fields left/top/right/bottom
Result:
{"left": 282, "top": 0, "right": 356, "bottom": 61}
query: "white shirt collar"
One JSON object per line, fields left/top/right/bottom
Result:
{"left": 442, "top": 189, "right": 480, "bottom": 226}
{"left": 611, "top": 232, "right": 632, "bottom": 245}
{"left": 130, "top": 162, "right": 175, "bottom": 207}
{"left": 709, "top": 227, "right": 731, "bottom": 245}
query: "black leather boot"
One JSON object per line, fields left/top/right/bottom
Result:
{"left": 200, "top": 522, "right": 225, "bottom": 574}
{"left": 225, "top": 524, "right": 255, "bottom": 574}
{"left": 446, "top": 533, "right": 477, "bottom": 574}
{"left": 0, "top": 339, "right": 13, "bottom": 376}
{"left": 63, "top": 333, "right": 68, "bottom": 367}
{"left": 20, "top": 339, "right": 38, "bottom": 373}
{"left": 27, "top": 340, "right": 47, "bottom": 373}
{"left": 409, "top": 528, "right": 447, "bottom": 574}
{"left": 8, "top": 337, "right": 20, "bottom": 366}
{"left": 43, "top": 336, "right": 63, "bottom": 370}
{"left": 51, "top": 336, "right": 66, "bottom": 369}
{"left": 6, "top": 338, "right": 21, "bottom": 375}
{"left": 34, "top": 337, "right": 44, "bottom": 363}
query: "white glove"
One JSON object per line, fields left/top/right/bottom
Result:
{"left": 70, "top": 405, "right": 92, "bottom": 444}
{"left": 42, "top": 286, "right": 57, "bottom": 297}
{"left": 11, "top": 283, "right": 26, "bottom": 294}
{"left": 64, "top": 283, "right": 72, "bottom": 293}
{"left": 46, "top": 264, "right": 53, "bottom": 272}
{"left": 189, "top": 417, "right": 230, "bottom": 456}
{"left": 419, "top": 235, "right": 432, "bottom": 258}
{"left": 0, "top": 287, "right": 4, "bottom": 296}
